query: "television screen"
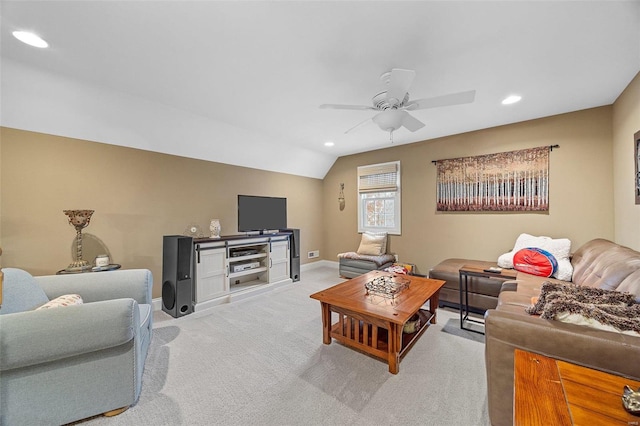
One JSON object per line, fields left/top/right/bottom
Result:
{"left": 238, "top": 195, "right": 287, "bottom": 233}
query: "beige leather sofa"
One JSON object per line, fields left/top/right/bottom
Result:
{"left": 484, "top": 239, "right": 640, "bottom": 425}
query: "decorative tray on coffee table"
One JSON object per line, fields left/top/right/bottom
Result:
{"left": 364, "top": 275, "right": 410, "bottom": 302}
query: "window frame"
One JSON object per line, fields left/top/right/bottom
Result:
{"left": 357, "top": 160, "right": 401, "bottom": 235}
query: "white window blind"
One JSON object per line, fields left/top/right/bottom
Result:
{"left": 358, "top": 162, "right": 399, "bottom": 193}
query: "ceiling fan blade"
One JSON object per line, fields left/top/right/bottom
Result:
{"left": 401, "top": 111, "right": 426, "bottom": 132}
{"left": 345, "top": 117, "right": 373, "bottom": 134}
{"left": 386, "top": 69, "right": 416, "bottom": 106}
{"left": 404, "top": 90, "right": 476, "bottom": 111}
{"left": 320, "top": 104, "right": 375, "bottom": 111}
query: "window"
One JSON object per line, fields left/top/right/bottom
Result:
{"left": 357, "top": 161, "right": 401, "bottom": 235}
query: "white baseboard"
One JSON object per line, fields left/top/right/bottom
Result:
{"left": 302, "top": 259, "right": 338, "bottom": 270}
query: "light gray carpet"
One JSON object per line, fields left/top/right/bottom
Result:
{"left": 441, "top": 318, "right": 486, "bottom": 344}
{"left": 85, "top": 266, "right": 490, "bottom": 425}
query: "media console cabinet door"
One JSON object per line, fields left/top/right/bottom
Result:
{"left": 269, "top": 240, "right": 290, "bottom": 283}
{"left": 196, "top": 248, "right": 228, "bottom": 302}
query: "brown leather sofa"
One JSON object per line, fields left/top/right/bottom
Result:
{"left": 429, "top": 258, "right": 503, "bottom": 312}
{"left": 483, "top": 239, "right": 640, "bottom": 425}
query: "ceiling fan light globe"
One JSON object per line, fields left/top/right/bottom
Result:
{"left": 373, "top": 109, "right": 405, "bottom": 132}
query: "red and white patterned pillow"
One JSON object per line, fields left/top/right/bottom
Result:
{"left": 513, "top": 247, "right": 558, "bottom": 278}
{"left": 36, "top": 294, "right": 83, "bottom": 310}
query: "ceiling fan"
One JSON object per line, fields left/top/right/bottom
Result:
{"left": 320, "top": 69, "right": 476, "bottom": 142}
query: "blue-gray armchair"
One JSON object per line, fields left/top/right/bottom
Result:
{"left": 0, "top": 268, "right": 153, "bottom": 425}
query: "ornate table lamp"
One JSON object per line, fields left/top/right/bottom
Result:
{"left": 63, "top": 209, "right": 94, "bottom": 272}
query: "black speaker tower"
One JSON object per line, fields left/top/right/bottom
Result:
{"left": 282, "top": 228, "right": 300, "bottom": 282}
{"left": 162, "top": 235, "right": 194, "bottom": 318}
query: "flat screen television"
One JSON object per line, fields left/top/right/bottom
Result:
{"left": 238, "top": 195, "right": 287, "bottom": 233}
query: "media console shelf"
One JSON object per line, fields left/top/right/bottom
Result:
{"left": 193, "top": 234, "right": 292, "bottom": 312}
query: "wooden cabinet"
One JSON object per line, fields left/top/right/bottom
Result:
{"left": 514, "top": 349, "right": 640, "bottom": 425}
{"left": 269, "top": 239, "right": 290, "bottom": 283}
{"left": 195, "top": 242, "right": 227, "bottom": 302}
{"left": 193, "top": 234, "right": 292, "bottom": 311}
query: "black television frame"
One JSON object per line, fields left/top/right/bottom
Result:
{"left": 237, "top": 195, "right": 287, "bottom": 233}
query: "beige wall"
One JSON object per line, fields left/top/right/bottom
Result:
{"left": 323, "top": 106, "right": 615, "bottom": 275}
{"left": 613, "top": 71, "right": 640, "bottom": 250}
{"left": 2, "top": 72, "right": 637, "bottom": 292}
{"left": 0, "top": 128, "right": 324, "bottom": 297}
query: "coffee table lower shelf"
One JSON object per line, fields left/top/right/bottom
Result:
{"left": 329, "top": 308, "right": 434, "bottom": 367}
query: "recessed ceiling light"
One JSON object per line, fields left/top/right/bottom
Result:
{"left": 324, "top": 141, "right": 335, "bottom": 147}
{"left": 12, "top": 31, "right": 49, "bottom": 48}
{"left": 502, "top": 95, "right": 522, "bottom": 105}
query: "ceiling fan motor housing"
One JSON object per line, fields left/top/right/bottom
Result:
{"left": 372, "top": 91, "right": 410, "bottom": 110}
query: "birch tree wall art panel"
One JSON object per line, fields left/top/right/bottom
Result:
{"left": 436, "top": 146, "right": 550, "bottom": 212}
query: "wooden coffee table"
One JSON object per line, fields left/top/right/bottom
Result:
{"left": 310, "top": 271, "right": 446, "bottom": 374}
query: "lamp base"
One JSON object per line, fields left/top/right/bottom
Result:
{"left": 65, "top": 260, "right": 92, "bottom": 272}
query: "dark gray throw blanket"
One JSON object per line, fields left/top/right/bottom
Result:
{"left": 526, "top": 281, "right": 640, "bottom": 334}
{"left": 337, "top": 252, "right": 396, "bottom": 267}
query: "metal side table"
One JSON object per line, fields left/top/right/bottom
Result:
{"left": 458, "top": 265, "right": 517, "bottom": 334}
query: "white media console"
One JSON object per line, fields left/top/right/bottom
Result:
{"left": 192, "top": 233, "right": 292, "bottom": 311}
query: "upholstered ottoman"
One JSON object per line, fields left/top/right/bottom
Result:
{"left": 338, "top": 252, "right": 396, "bottom": 279}
{"left": 429, "top": 258, "right": 504, "bottom": 313}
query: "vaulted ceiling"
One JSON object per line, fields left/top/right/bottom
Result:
{"left": 1, "top": 1, "right": 639, "bottom": 178}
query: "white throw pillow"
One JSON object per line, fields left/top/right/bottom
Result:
{"left": 497, "top": 233, "right": 573, "bottom": 281}
{"left": 356, "top": 232, "right": 387, "bottom": 256}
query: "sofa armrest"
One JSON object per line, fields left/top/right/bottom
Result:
{"left": 0, "top": 298, "right": 139, "bottom": 371}
{"left": 484, "top": 309, "right": 640, "bottom": 426}
{"left": 499, "top": 280, "right": 519, "bottom": 292}
{"left": 35, "top": 269, "right": 152, "bottom": 305}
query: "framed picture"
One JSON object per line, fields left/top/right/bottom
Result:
{"left": 636, "top": 130, "right": 640, "bottom": 205}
